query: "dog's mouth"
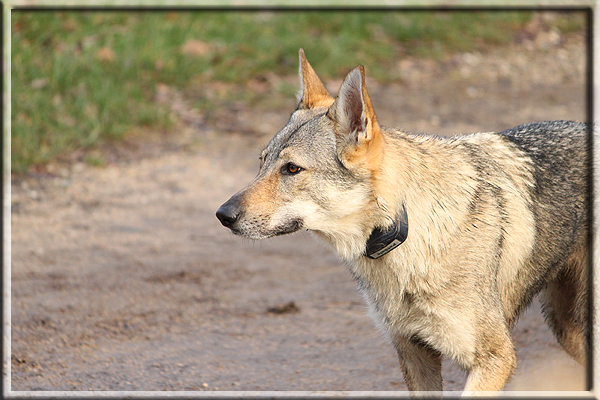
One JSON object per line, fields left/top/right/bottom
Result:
{"left": 273, "top": 219, "right": 303, "bottom": 236}
{"left": 226, "top": 218, "right": 303, "bottom": 240}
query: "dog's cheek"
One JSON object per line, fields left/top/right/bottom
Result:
{"left": 247, "top": 174, "right": 313, "bottom": 236}
{"left": 275, "top": 198, "right": 308, "bottom": 219}
{"left": 270, "top": 176, "right": 323, "bottom": 230}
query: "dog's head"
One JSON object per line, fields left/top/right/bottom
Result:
{"left": 216, "top": 49, "right": 386, "bottom": 257}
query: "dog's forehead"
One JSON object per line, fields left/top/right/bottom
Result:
{"left": 263, "top": 108, "right": 329, "bottom": 160}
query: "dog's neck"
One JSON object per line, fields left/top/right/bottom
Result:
{"left": 364, "top": 204, "right": 408, "bottom": 259}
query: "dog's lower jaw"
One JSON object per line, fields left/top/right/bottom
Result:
{"left": 228, "top": 219, "right": 304, "bottom": 240}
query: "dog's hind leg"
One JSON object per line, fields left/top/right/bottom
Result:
{"left": 394, "top": 336, "right": 443, "bottom": 395}
{"left": 538, "top": 251, "right": 589, "bottom": 365}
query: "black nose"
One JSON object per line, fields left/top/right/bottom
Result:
{"left": 216, "top": 199, "right": 241, "bottom": 228}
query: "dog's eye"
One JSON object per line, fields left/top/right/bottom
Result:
{"left": 283, "top": 162, "right": 302, "bottom": 175}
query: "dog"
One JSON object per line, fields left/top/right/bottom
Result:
{"left": 216, "top": 49, "right": 589, "bottom": 394}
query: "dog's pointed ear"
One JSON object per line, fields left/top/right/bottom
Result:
{"left": 297, "top": 49, "right": 334, "bottom": 109}
{"left": 329, "top": 65, "right": 381, "bottom": 159}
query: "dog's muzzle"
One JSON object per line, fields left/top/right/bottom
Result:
{"left": 216, "top": 193, "right": 303, "bottom": 239}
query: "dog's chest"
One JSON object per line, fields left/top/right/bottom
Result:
{"left": 359, "top": 280, "right": 424, "bottom": 335}
{"left": 351, "top": 260, "right": 425, "bottom": 330}
{"left": 351, "top": 259, "right": 478, "bottom": 360}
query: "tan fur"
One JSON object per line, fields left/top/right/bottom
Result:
{"left": 216, "top": 50, "right": 589, "bottom": 395}
{"left": 297, "top": 49, "right": 335, "bottom": 109}
{"left": 240, "top": 174, "right": 278, "bottom": 214}
{"left": 337, "top": 66, "right": 384, "bottom": 177}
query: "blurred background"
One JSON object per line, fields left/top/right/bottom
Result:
{"left": 11, "top": 10, "right": 586, "bottom": 174}
{"left": 10, "top": 9, "right": 589, "bottom": 392}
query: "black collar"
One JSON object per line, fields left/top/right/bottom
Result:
{"left": 365, "top": 204, "right": 409, "bottom": 259}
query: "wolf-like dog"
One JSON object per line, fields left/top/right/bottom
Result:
{"left": 216, "top": 49, "right": 589, "bottom": 393}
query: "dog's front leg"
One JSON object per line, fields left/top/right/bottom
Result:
{"left": 394, "top": 336, "right": 443, "bottom": 395}
{"left": 462, "top": 333, "right": 516, "bottom": 395}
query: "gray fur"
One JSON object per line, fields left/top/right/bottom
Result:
{"left": 216, "top": 52, "right": 589, "bottom": 394}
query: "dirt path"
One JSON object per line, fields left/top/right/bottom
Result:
{"left": 9, "top": 32, "right": 588, "bottom": 392}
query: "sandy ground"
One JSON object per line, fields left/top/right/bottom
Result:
{"left": 8, "top": 31, "right": 589, "bottom": 393}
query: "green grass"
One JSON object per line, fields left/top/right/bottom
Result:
{"left": 11, "top": 10, "right": 587, "bottom": 174}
